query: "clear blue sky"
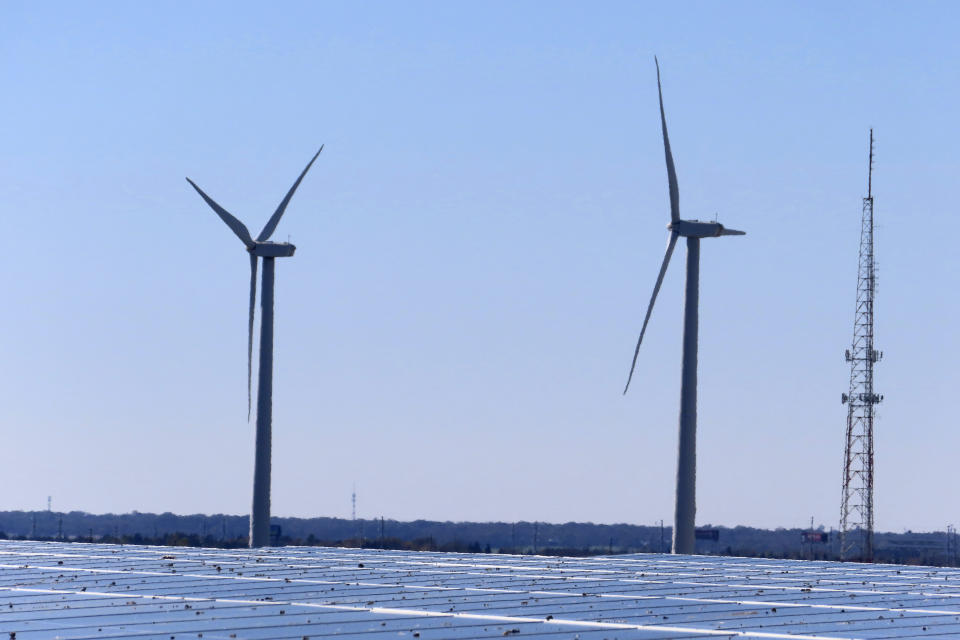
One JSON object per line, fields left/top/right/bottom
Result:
{"left": 1, "top": 1, "right": 957, "bottom": 532}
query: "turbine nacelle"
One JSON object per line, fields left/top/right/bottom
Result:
{"left": 668, "top": 219, "right": 746, "bottom": 238}
{"left": 251, "top": 242, "right": 296, "bottom": 258}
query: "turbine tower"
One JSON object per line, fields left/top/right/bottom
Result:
{"left": 840, "top": 130, "right": 881, "bottom": 562}
{"left": 187, "top": 146, "right": 323, "bottom": 548}
{"left": 624, "top": 59, "right": 744, "bottom": 555}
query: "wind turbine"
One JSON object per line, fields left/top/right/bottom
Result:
{"left": 187, "top": 146, "right": 323, "bottom": 548}
{"left": 623, "top": 60, "right": 744, "bottom": 555}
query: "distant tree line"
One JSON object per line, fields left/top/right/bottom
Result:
{"left": 0, "top": 511, "right": 956, "bottom": 567}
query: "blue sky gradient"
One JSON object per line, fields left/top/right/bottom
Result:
{"left": 1, "top": 1, "right": 957, "bottom": 531}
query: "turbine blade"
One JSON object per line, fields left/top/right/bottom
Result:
{"left": 624, "top": 231, "right": 679, "bottom": 394}
{"left": 186, "top": 178, "right": 255, "bottom": 248}
{"left": 655, "top": 57, "right": 680, "bottom": 223}
{"left": 247, "top": 253, "right": 258, "bottom": 421}
{"left": 719, "top": 227, "right": 746, "bottom": 236}
{"left": 257, "top": 145, "right": 324, "bottom": 242}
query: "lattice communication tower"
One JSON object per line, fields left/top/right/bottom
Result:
{"left": 840, "top": 129, "right": 883, "bottom": 562}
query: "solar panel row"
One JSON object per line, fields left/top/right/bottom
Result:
{"left": 2, "top": 540, "right": 959, "bottom": 639}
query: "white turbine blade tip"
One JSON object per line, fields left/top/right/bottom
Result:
{"left": 624, "top": 232, "right": 679, "bottom": 394}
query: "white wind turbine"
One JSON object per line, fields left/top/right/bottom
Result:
{"left": 187, "top": 146, "right": 323, "bottom": 547}
{"left": 623, "top": 60, "right": 744, "bottom": 554}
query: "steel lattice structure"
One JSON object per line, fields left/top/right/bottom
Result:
{"left": 840, "top": 130, "right": 883, "bottom": 562}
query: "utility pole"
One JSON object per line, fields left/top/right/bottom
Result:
{"left": 948, "top": 525, "right": 955, "bottom": 567}
{"left": 841, "top": 129, "right": 882, "bottom": 563}
{"left": 352, "top": 485, "right": 361, "bottom": 546}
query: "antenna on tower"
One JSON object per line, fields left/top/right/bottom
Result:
{"left": 351, "top": 484, "right": 356, "bottom": 521}
{"left": 840, "top": 129, "right": 882, "bottom": 562}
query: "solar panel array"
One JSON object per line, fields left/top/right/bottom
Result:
{"left": 2, "top": 540, "right": 959, "bottom": 639}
